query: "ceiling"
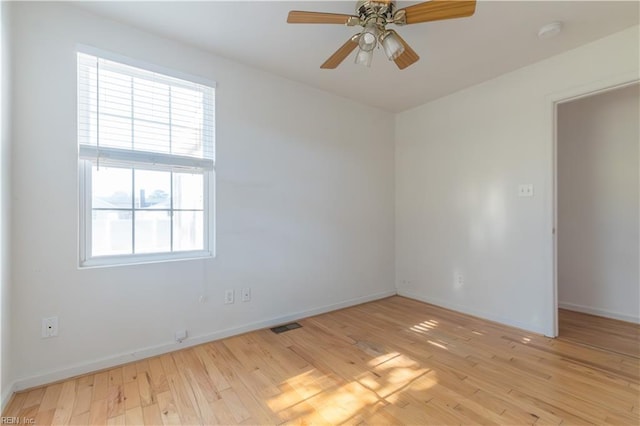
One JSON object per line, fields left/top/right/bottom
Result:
{"left": 74, "top": 1, "right": 639, "bottom": 112}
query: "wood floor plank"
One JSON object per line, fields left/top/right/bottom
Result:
{"left": 34, "top": 408, "right": 56, "bottom": 425}
{"left": 124, "top": 406, "right": 143, "bottom": 425}
{"left": 182, "top": 367, "right": 218, "bottom": 424}
{"left": 559, "top": 309, "right": 640, "bottom": 358}
{"left": 205, "top": 342, "right": 279, "bottom": 424}
{"left": 148, "top": 356, "right": 169, "bottom": 395}
{"left": 70, "top": 375, "right": 93, "bottom": 418}
{"left": 105, "top": 414, "right": 124, "bottom": 426}
{"left": 360, "top": 401, "right": 403, "bottom": 425}
{"left": 142, "top": 403, "right": 163, "bottom": 425}
{"left": 135, "top": 361, "right": 155, "bottom": 408}
{"left": 158, "top": 354, "right": 178, "bottom": 377}
{"left": 210, "top": 397, "right": 241, "bottom": 424}
{"left": 122, "top": 363, "right": 137, "bottom": 384}
{"left": 17, "top": 402, "right": 39, "bottom": 422}
{"left": 3, "top": 391, "right": 27, "bottom": 419}
{"left": 106, "top": 368, "right": 124, "bottom": 419}
{"left": 165, "top": 370, "right": 200, "bottom": 425}
{"left": 91, "top": 372, "right": 109, "bottom": 402}
{"left": 38, "top": 383, "right": 63, "bottom": 413}
{"left": 3, "top": 296, "right": 639, "bottom": 425}
{"left": 176, "top": 348, "right": 219, "bottom": 402}
{"left": 218, "top": 388, "right": 250, "bottom": 423}
{"left": 68, "top": 411, "right": 90, "bottom": 425}
{"left": 51, "top": 380, "right": 76, "bottom": 425}
{"left": 192, "top": 345, "right": 231, "bottom": 392}
{"left": 123, "top": 379, "right": 140, "bottom": 411}
{"left": 155, "top": 391, "right": 180, "bottom": 426}
{"left": 87, "top": 398, "right": 107, "bottom": 425}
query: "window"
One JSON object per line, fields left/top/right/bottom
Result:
{"left": 77, "top": 50, "right": 215, "bottom": 267}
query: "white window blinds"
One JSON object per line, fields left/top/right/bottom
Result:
{"left": 77, "top": 52, "right": 215, "bottom": 171}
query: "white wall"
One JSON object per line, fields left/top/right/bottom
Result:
{"left": 0, "top": 0, "right": 13, "bottom": 408}
{"left": 557, "top": 84, "right": 639, "bottom": 323}
{"left": 8, "top": 2, "right": 395, "bottom": 390}
{"left": 396, "top": 26, "right": 639, "bottom": 336}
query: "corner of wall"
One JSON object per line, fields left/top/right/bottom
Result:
{"left": 393, "top": 24, "right": 639, "bottom": 338}
{"left": 0, "top": 0, "right": 14, "bottom": 411}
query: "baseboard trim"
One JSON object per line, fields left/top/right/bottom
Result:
{"left": 1, "top": 382, "right": 16, "bottom": 412}
{"left": 398, "top": 290, "right": 548, "bottom": 336}
{"left": 558, "top": 302, "right": 640, "bottom": 324}
{"left": 11, "top": 289, "right": 396, "bottom": 393}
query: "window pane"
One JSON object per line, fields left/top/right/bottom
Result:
{"left": 135, "top": 210, "right": 171, "bottom": 254}
{"left": 92, "top": 210, "right": 132, "bottom": 256}
{"left": 135, "top": 169, "right": 170, "bottom": 209}
{"left": 173, "top": 211, "right": 203, "bottom": 251}
{"left": 79, "top": 52, "right": 215, "bottom": 265}
{"left": 92, "top": 166, "right": 132, "bottom": 209}
{"left": 173, "top": 173, "right": 203, "bottom": 209}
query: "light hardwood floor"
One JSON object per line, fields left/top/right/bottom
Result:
{"left": 559, "top": 308, "right": 640, "bottom": 358}
{"left": 3, "top": 296, "right": 639, "bottom": 425}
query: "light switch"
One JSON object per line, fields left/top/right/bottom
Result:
{"left": 518, "top": 184, "right": 534, "bottom": 197}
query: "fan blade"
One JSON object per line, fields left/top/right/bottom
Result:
{"left": 321, "top": 36, "right": 359, "bottom": 69}
{"left": 287, "top": 11, "right": 356, "bottom": 25}
{"left": 402, "top": 0, "right": 476, "bottom": 25}
{"left": 391, "top": 32, "right": 420, "bottom": 70}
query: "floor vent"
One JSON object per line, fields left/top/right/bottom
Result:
{"left": 271, "top": 322, "right": 302, "bottom": 334}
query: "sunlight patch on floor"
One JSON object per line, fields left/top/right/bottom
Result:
{"left": 384, "top": 371, "right": 439, "bottom": 404}
{"left": 410, "top": 319, "right": 440, "bottom": 334}
{"left": 362, "top": 353, "right": 432, "bottom": 398}
{"left": 267, "top": 350, "right": 437, "bottom": 423}
{"left": 367, "top": 352, "right": 401, "bottom": 368}
{"left": 270, "top": 378, "right": 380, "bottom": 424}
{"left": 268, "top": 370, "right": 323, "bottom": 413}
{"left": 427, "top": 340, "right": 448, "bottom": 350}
{"left": 310, "top": 381, "right": 380, "bottom": 423}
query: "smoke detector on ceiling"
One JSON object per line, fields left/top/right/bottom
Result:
{"left": 538, "top": 21, "right": 563, "bottom": 40}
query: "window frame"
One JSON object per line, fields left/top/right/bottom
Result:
{"left": 77, "top": 46, "right": 216, "bottom": 268}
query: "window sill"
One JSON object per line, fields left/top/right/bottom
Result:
{"left": 79, "top": 250, "right": 213, "bottom": 269}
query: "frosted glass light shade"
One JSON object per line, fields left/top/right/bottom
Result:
{"left": 354, "top": 48, "right": 373, "bottom": 67}
{"left": 358, "top": 26, "right": 378, "bottom": 52}
{"left": 382, "top": 32, "right": 405, "bottom": 60}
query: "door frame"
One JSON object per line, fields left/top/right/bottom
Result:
{"left": 548, "top": 72, "right": 639, "bottom": 337}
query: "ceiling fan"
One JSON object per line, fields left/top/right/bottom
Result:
{"left": 287, "top": 0, "right": 476, "bottom": 69}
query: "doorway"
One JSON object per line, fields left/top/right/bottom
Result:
{"left": 555, "top": 83, "right": 639, "bottom": 356}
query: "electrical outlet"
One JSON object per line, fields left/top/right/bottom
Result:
{"left": 175, "top": 329, "right": 188, "bottom": 343}
{"left": 41, "top": 317, "right": 58, "bottom": 338}
{"left": 224, "top": 289, "right": 234, "bottom": 304}
{"left": 518, "top": 184, "right": 534, "bottom": 197}
{"left": 241, "top": 287, "right": 251, "bottom": 302}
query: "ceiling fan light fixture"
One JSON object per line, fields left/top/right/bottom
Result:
{"left": 358, "top": 25, "right": 378, "bottom": 52}
{"left": 354, "top": 47, "right": 373, "bottom": 67}
{"left": 287, "top": 0, "right": 478, "bottom": 70}
{"left": 381, "top": 31, "right": 405, "bottom": 61}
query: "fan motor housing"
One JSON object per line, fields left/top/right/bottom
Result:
{"left": 356, "top": 0, "right": 396, "bottom": 22}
